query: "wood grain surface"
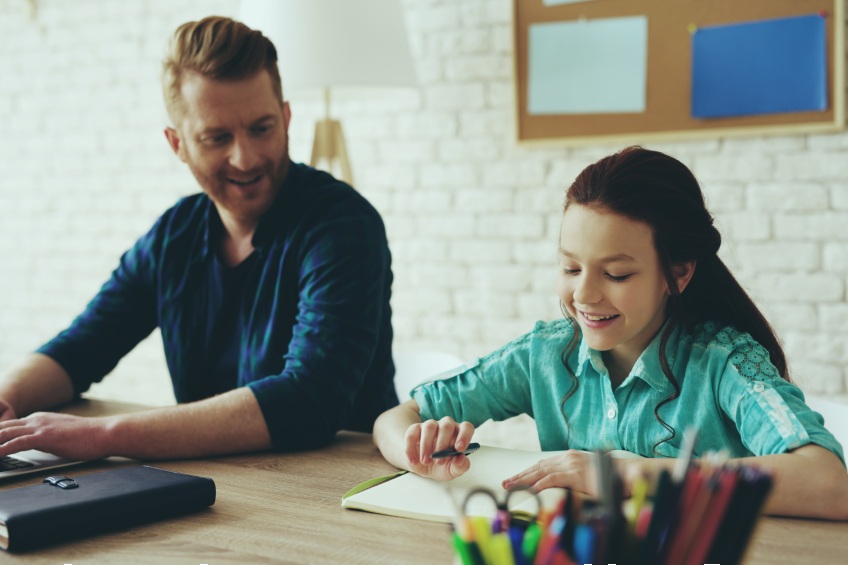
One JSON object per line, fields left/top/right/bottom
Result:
{"left": 0, "top": 399, "right": 844, "bottom": 564}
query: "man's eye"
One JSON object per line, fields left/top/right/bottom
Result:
{"left": 203, "top": 134, "right": 229, "bottom": 145}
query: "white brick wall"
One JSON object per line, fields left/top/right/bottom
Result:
{"left": 1, "top": 0, "right": 847, "bottom": 411}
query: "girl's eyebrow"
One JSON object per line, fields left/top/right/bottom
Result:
{"left": 558, "top": 248, "right": 636, "bottom": 263}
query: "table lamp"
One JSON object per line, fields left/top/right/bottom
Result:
{"left": 239, "top": 0, "right": 417, "bottom": 185}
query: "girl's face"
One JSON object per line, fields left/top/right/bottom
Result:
{"left": 558, "top": 204, "right": 678, "bottom": 372}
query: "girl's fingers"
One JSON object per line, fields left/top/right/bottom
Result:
{"left": 456, "top": 421, "right": 476, "bottom": 452}
{"left": 405, "top": 418, "right": 476, "bottom": 478}
{"left": 434, "top": 416, "right": 460, "bottom": 456}
{"left": 503, "top": 462, "right": 543, "bottom": 490}
{"left": 418, "top": 419, "right": 440, "bottom": 464}
{"left": 403, "top": 423, "right": 423, "bottom": 465}
{"left": 448, "top": 453, "right": 471, "bottom": 478}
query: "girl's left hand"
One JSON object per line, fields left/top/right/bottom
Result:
{"left": 502, "top": 449, "right": 599, "bottom": 497}
{"left": 504, "top": 451, "right": 672, "bottom": 500}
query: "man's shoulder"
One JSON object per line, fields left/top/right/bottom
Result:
{"left": 287, "top": 163, "right": 381, "bottom": 219}
{"left": 151, "top": 194, "right": 210, "bottom": 232}
{"left": 135, "top": 194, "right": 210, "bottom": 253}
{"left": 162, "top": 193, "right": 209, "bottom": 218}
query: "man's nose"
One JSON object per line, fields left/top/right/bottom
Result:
{"left": 229, "top": 136, "right": 260, "bottom": 171}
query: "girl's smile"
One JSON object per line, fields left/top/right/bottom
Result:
{"left": 578, "top": 310, "right": 621, "bottom": 329}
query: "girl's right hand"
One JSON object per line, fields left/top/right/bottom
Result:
{"left": 403, "top": 416, "right": 476, "bottom": 481}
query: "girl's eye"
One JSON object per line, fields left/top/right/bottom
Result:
{"left": 562, "top": 268, "right": 580, "bottom": 276}
{"left": 606, "top": 273, "right": 633, "bottom": 282}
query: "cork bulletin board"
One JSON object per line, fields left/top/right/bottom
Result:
{"left": 512, "top": 0, "right": 845, "bottom": 146}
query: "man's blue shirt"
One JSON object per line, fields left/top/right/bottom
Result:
{"left": 38, "top": 163, "right": 397, "bottom": 450}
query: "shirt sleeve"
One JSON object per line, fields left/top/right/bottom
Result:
{"left": 247, "top": 198, "right": 393, "bottom": 450}
{"left": 715, "top": 333, "right": 845, "bottom": 465}
{"left": 36, "top": 218, "right": 160, "bottom": 394}
{"left": 412, "top": 325, "right": 541, "bottom": 425}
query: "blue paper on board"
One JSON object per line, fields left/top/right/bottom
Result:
{"left": 691, "top": 14, "right": 827, "bottom": 118}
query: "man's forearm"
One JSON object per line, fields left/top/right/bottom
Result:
{"left": 0, "top": 353, "right": 75, "bottom": 416}
{"left": 102, "top": 387, "right": 272, "bottom": 459}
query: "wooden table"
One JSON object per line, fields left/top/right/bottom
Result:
{"left": 1, "top": 399, "right": 846, "bottom": 564}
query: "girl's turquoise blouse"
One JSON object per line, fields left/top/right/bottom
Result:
{"left": 412, "top": 318, "right": 844, "bottom": 464}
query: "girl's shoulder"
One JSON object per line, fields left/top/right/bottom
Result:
{"left": 482, "top": 318, "right": 577, "bottom": 362}
{"left": 689, "top": 320, "right": 750, "bottom": 349}
{"left": 530, "top": 317, "right": 577, "bottom": 338}
{"left": 686, "top": 320, "right": 782, "bottom": 383}
{"left": 526, "top": 318, "right": 579, "bottom": 352}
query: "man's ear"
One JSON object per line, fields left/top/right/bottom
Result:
{"left": 672, "top": 261, "right": 697, "bottom": 294}
{"left": 164, "top": 127, "right": 186, "bottom": 162}
{"left": 282, "top": 101, "right": 292, "bottom": 131}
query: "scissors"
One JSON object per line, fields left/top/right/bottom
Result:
{"left": 462, "top": 487, "right": 541, "bottom": 565}
{"left": 462, "top": 486, "right": 541, "bottom": 531}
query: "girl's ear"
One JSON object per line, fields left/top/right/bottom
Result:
{"left": 672, "top": 261, "right": 696, "bottom": 294}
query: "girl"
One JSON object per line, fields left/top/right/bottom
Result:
{"left": 373, "top": 147, "right": 848, "bottom": 520}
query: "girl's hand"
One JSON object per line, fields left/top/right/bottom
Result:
{"left": 502, "top": 449, "right": 599, "bottom": 496}
{"left": 503, "top": 451, "right": 671, "bottom": 499}
{"left": 403, "top": 416, "right": 475, "bottom": 481}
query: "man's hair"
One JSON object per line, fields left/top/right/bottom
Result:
{"left": 162, "top": 16, "right": 283, "bottom": 126}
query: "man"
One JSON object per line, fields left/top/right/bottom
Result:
{"left": 0, "top": 16, "right": 396, "bottom": 459}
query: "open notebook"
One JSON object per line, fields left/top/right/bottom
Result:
{"left": 0, "top": 450, "right": 83, "bottom": 480}
{"left": 341, "top": 445, "right": 642, "bottom": 523}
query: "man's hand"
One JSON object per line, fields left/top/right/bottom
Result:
{"left": 0, "top": 398, "right": 18, "bottom": 422}
{"left": 0, "top": 388, "right": 271, "bottom": 461}
{"left": 0, "top": 413, "right": 111, "bottom": 460}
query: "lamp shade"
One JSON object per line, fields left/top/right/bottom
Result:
{"left": 238, "top": 0, "right": 418, "bottom": 92}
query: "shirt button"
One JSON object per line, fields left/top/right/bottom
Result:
{"left": 753, "top": 382, "right": 765, "bottom": 392}
{"left": 607, "top": 407, "right": 617, "bottom": 419}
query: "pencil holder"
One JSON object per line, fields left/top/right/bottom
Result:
{"left": 449, "top": 456, "right": 773, "bottom": 565}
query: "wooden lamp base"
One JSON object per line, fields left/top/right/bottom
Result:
{"left": 309, "top": 118, "right": 353, "bottom": 185}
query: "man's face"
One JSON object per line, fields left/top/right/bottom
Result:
{"left": 165, "top": 70, "right": 291, "bottom": 229}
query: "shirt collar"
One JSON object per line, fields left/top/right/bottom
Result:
{"left": 577, "top": 337, "right": 605, "bottom": 377}
{"left": 576, "top": 321, "right": 681, "bottom": 393}
{"left": 252, "top": 161, "right": 302, "bottom": 251}
{"left": 196, "top": 162, "right": 303, "bottom": 263}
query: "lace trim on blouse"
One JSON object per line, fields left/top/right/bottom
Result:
{"left": 693, "top": 321, "right": 780, "bottom": 382}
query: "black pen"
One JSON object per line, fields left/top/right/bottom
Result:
{"left": 431, "top": 442, "right": 481, "bottom": 459}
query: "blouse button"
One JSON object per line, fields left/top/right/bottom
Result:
{"left": 607, "top": 407, "right": 617, "bottom": 419}
{"left": 753, "top": 382, "right": 765, "bottom": 393}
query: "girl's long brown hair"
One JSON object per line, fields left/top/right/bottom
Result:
{"left": 558, "top": 147, "right": 788, "bottom": 452}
